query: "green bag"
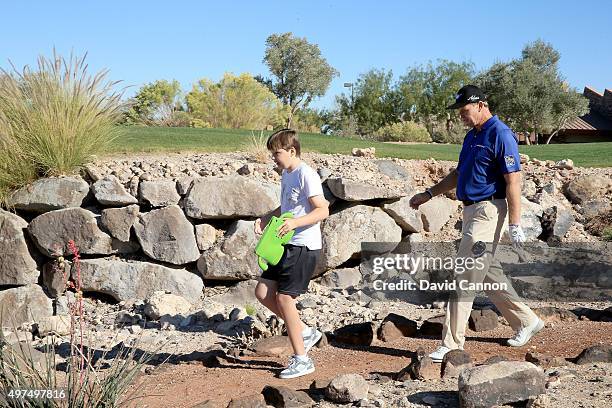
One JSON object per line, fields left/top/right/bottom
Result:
{"left": 255, "top": 212, "right": 295, "bottom": 271}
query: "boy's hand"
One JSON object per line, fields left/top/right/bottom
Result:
{"left": 277, "top": 218, "right": 298, "bottom": 237}
{"left": 254, "top": 218, "right": 263, "bottom": 235}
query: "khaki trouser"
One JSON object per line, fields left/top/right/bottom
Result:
{"left": 442, "top": 198, "right": 538, "bottom": 350}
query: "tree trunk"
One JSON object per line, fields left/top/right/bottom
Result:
{"left": 545, "top": 130, "right": 560, "bottom": 145}
{"left": 286, "top": 112, "right": 293, "bottom": 129}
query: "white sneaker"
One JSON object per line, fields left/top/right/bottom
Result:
{"left": 279, "top": 355, "right": 315, "bottom": 379}
{"left": 507, "top": 318, "right": 545, "bottom": 347}
{"left": 428, "top": 346, "right": 452, "bottom": 363}
{"left": 303, "top": 327, "right": 323, "bottom": 353}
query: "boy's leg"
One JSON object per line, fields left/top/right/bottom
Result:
{"left": 277, "top": 293, "right": 306, "bottom": 356}
{"left": 255, "top": 278, "right": 307, "bottom": 331}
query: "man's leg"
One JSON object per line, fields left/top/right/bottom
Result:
{"left": 484, "top": 260, "right": 539, "bottom": 331}
{"left": 441, "top": 200, "right": 506, "bottom": 350}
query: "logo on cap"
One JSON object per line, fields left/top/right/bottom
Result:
{"left": 467, "top": 95, "right": 479, "bottom": 102}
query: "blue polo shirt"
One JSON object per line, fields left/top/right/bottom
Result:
{"left": 456, "top": 115, "right": 521, "bottom": 201}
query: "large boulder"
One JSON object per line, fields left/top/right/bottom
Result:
{"left": 564, "top": 175, "right": 612, "bottom": 204}
{"left": 197, "top": 220, "right": 259, "bottom": 280}
{"left": 580, "top": 199, "right": 612, "bottom": 220}
{"left": 458, "top": 361, "right": 546, "bottom": 408}
{"left": 134, "top": 205, "right": 200, "bottom": 265}
{"left": 375, "top": 160, "right": 412, "bottom": 183}
{"left": 261, "top": 385, "right": 314, "bottom": 408}
{"left": 91, "top": 175, "right": 138, "bottom": 206}
{"left": 377, "top": 313, "right": 418, "bottom": 342}
{"left": 6, "top": 176, "right": 89, "bottom": 212}
{"left": 195, "top": 224, "right": 218, "bottom": 251}
{"left": 318, "top": 205, "right": 401, "bottom": 273}
{"left": 320, "top": 267, "right": 362, "bottom": 289}
{"left": 325, "top": 374, "right": 369, "bottom": 403}
{"left": 419, "top": 196, "right": 459, "bottom": 232}
{"left": 138, "top": 180, "right": 181, "bottom": 207}
{"left": 520, "top": 197, "right": 544, "bottom": 241}
{"left": 183, "top": 176, "right": 280, "bottom": 219}
{"left": 382, "top": 196, "right": 423, "bottom": 233}
{"left": 74, "top": 258, "right": 203, "bottom": 303}
{"left": 0, "top": 285, "right": 53, "bottom": 326}
{"left": 100, "top": 204, "right": 140, "bottom": 242}
{"left": 541, "top": 205, "right": 574, "bottom": 241}
{"left": 143, "top": 291, "right": 192, "bottom": 320}
{"left": 574, "top": 345, "right": 612, "bottom": 364}
{"left": 0, "top": 210, "right": 38, "bottom": 285}
{"left": 28, "top": 208, "right": 114, "bottom": 256}
{"left": 326, "top": 177, "right": 409, "bottom": 201}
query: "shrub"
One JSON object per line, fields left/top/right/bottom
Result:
{"left": 243, "top": 130, "right": 270, "bottom": 164}
{"left": 431, "top": 126, "right": 467, "bottom": 144}
{"left": 0, "top": 51, "right": 123, "bottom": 203}
{"left": 189, "top": 118, "right": 212, "bottom": 128}
{"left": 373, "top": 121, "right": 432, "bottom": 142}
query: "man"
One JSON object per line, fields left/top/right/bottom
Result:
{"left": 409, "top": 85, "right": 544, "bottom": 362}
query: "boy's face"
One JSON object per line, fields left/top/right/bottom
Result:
{"left": 271, "top": 147, "right": 296, "bottom": 169}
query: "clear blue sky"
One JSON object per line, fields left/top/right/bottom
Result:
{"left": 2, "top": 1, "right": 611, "bottom": 109}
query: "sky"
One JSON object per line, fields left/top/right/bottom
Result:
{"left": 2, "top": 1, "right": 611, "bottom": 110}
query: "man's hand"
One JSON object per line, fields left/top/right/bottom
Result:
{"left": 508, "top": 224, "right": 526, "bottom": 248}
{"left": 277, "top": 218, "right": 298, "bottom": 237}
{"left": 254, "top": 218, "right": 263, "bottom": 235}
{"left": 409, "top": 192, "right": 432, "bottom": 210}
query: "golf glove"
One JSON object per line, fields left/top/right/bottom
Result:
{"left": 508, "top": 224, "right": 526, "bottom": 248}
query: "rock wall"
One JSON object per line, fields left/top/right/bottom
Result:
{"left": 1, "top": 152, "right": 610, "bottom": 326}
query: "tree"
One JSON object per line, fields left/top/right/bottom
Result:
{"left": 396, "top": 60, "right": 475, "bottom": 135}
{"left": 335, "top": 69, "right": 398, "bottom": 136}
{"left": 186, "top": 73, "right": 284, "bottom": 129}
{"left": 124, "top": 79, "right": 183, "bottom": 126}
{"left": 545, "top": 86, "right": 589, "bottom": 144}
{"left": 262, "top": 32, "right": 338, "bottom": 128}
{"left": 477, "top": 40, "right": 588, "bottom": 144}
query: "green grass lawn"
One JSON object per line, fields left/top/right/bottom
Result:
{"left": 109, "top": 126, "right": 612, "bottom": 168}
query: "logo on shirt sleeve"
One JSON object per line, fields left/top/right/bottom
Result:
{"left": 504, "top": 155, "right": 516, "bottom": 167}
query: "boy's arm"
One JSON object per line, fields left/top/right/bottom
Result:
{"left": 255, "top": 206, "right": 281, "bottom": 234}
{"left": 276, "top": 195, "right": 329, "bottom": 237}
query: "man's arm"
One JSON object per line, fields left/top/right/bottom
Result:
{"left": 429, "top": 168, "right": 459, "bottom": 197}
{"left": 409, "top": 168, "right": 459, "bottom": 209}
{"left": 504, "top": 171, "right": 521, "bottom": 225}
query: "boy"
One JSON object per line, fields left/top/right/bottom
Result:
{"left": 254, "top": 128, "right": 329, "bottom": 379}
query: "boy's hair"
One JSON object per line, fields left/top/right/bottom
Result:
{"left": 266, "top": 128, "right": 301, "bottom": 157}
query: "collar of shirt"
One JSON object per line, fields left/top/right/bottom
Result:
{"left": 474, "top": 115, "right": 498, "bottom": 134}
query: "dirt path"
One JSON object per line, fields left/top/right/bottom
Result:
{"left": 124, "top": 320, "right": 612, "bottom": 408}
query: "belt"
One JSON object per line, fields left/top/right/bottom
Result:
{"left": 462, "top": 194, "right": 505, "bottom": 207}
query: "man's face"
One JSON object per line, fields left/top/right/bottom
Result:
{"left": 458, "top": 102, "right": 481, "bottom": 127}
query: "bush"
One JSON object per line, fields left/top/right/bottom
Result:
{"left": 167, "top": 111, "right": 192, "bottom": 127}
{"left": 189, "top": 118, "right": 212, "bottom": 128}
{"left": 373, "top": 121, "right": 432, "bottom": 142}
{"left": 431, "top": 126, "right": 467, "bottom": 144}
{"left": 0, "top": 51, "right": 123, "bottom": 203}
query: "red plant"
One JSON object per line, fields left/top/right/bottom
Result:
{"left": 67, "top": 239, "right": 86, "bottom": 386}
